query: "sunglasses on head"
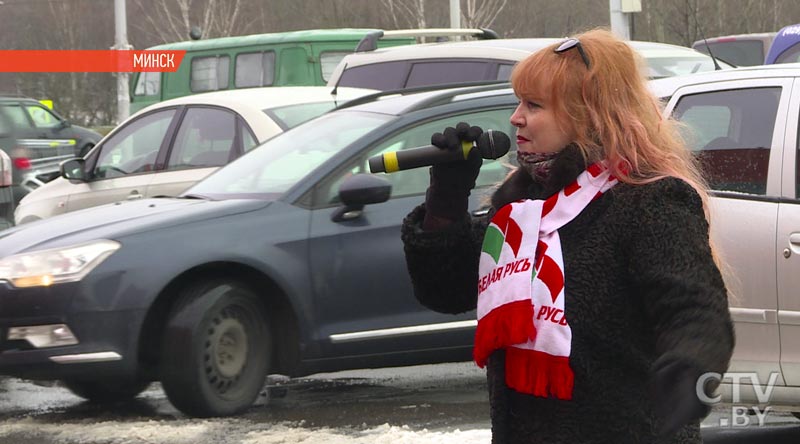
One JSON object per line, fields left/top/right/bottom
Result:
{"left": 554, "top": 38, "right": 591, "bottom": 69}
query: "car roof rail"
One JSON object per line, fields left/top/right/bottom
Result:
{"left": 334, "top": 80, "right": 510, "bottom": 111}
{"left": 354, "top": 28, "right": 499, "bottom": 53}
{"left": 0, "top": 93, "right": 32, "bottom": 99}
{"left": 405, "top": 82, "right": 513, "bottom": 112}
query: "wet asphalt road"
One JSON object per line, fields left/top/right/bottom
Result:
{"left": 0, "top": 362, "right": 797, "bottom": 443}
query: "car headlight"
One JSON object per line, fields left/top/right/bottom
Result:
{"left": 0, "top": 240, "right": 121, "bottom": 288}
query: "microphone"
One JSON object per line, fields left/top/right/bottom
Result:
{"left": 368, "top": 129, "right": 511, "bottom": 173}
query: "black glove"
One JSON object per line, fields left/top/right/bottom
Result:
{"left": 649, "top": 356, "right": 712, "bottom": 437}
{"left": 424, "top": 122, "right": 483, "bottom": 222}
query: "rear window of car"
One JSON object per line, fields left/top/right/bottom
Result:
{"left": 0, "top": 111, "right": 11, "bottom": 136}
{"left": 701, "top": 40, "right": 766, "bottom": 66}
{"left": 3, "top": 105, "right": 32, "bottom": 129}
{"left": 263, "top": 102, "right": 337, "bottom": 130}
{"left": 405, "top": 61, "right": 490, "bottom": 88}
{"left": 337, "top": 61, "right": 408, "bottom": 90}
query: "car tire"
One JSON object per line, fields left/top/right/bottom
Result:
{"left": 62, "top": 379, "right": 150, "bottom": 402}
{"left": 159, "top": 280, "right": 270, "bottom": 417}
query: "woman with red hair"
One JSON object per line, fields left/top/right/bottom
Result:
{"left": 402, "top": 28, "right": 734, "bottom": 443}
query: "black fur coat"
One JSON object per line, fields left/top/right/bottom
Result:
{"left": 400, "top": 147, "right": 734, "bottom": 444}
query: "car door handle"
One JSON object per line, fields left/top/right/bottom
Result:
{"left": 790, "top": 233, "right": 800, "bottom": 246}
{"left": 126, "top": 192, "right": 143, "bottom": 200}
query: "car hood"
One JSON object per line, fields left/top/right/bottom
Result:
{"left": 0, "top": 197, "right": 269, "bottom": 255}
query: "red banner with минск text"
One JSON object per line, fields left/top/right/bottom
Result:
{"left": 0, "top": 50, "right": 186, "bottom": 72}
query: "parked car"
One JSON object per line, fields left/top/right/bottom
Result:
{"left": 765, "top": 23, "right": 800, "bottom": 64}
{"left": 129, "top": 27, "right": 492, "bottom": 112}
{"left": 0, "top": 95, "right": 102, "bottom": 159}
{"left": 327, "top": 37, "right": 735, "bottom": 90}
{"left": 0, "top": 96, "right": 103, "bottom": 202}
{"left": 691, "top": 32, "right": 775, "bottom": 66}
{"left": 650, "top": 63, "right": 800, "bottom": 411}
{"left": 13, "top": 86, "right": 375, "bottom": 225}
{"left": 0, "top": 83, "right": 519, "bottom": 417}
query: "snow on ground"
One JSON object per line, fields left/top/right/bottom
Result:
{"left": 0, "top": 419, "right": 492, "bottom": 444}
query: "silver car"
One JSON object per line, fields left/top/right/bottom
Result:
{"left": 13, "top": 86, "right": 375, "bottom": 225}
{"left": 651, "top": 63, "right": 800, "bottom": 414}
{"left": 327, "top": 37, "right": 735, "bottom": 91}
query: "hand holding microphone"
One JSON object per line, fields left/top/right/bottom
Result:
{"left": 372, "top": 122, "right": 511, "bottom": 224}
{"left": 425, "top": 123, "right": 485, "bottom": 222}
{"left": 368, "top": 124, "right": 511, "bottom": 173}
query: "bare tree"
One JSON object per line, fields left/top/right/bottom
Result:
{"left": 462, "top": 0, "right": 508, "bottom": 29}
{"left": 132, "top": 0, "right": 248, "bottom": 45}
{"left": 379, "top": 0, "right": 427, "bottom": 29}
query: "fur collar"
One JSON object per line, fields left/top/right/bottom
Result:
{"left": 491, "top": 144, "right": 587, "bottom": 210}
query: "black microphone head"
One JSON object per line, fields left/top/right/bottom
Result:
{"left": 476, "top": 130, "right": 511, "bottom": 160}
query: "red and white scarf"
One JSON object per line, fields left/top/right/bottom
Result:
{"left": 474, "top": 163, "right": 618, "bottom": 399}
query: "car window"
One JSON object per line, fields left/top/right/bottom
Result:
{"left": 497, "top": 64, "right": 515, "bottom": 80}
{"left": 167, "top": 108, "right": 237, "bottom": 170}
{"left": 672, "top": 87, "right": 781, "bottom": 195}
{"left": 134, "top": 72, "right": 161, "bottom": 96}
{"left": 235, "top": 51, "right": 275, "bottom": 88}
{"left": 25, "top": 105, "right": 60, "bottom": 129}
{"left": 702, "top": 40, "right": 766, "bottom": 66}
{"left": 775, "top": 44, "right": 800, "bottom": 64}
{"left": 187, "top": 111, "right": 391, "bottom": 199}
{"left": 263, "top": 102, "right": 337, "bottom": 130}
{"left": 406, "top": 61, "right": 491, "bottom": 88}
{"left": 337, "top": 61, "right": 408, "bottom": 90}
{"left": 94, "top": 109, "right": 175, "bottom": 179}
{"left": 191, "top": 55, "right": 230, "bottom": 92}
{"left": 4, "top": 105, "right": 32, "bottom": 129}
{"left": 316, "top": 107, "right": 516, "bottom": 206}
{"left": 320, "top": 52, "right": 349, "bottom": 82}
{"left": 797, "top": 112, "right": 800, "bottom": 200}
{"left": 240, "top": 118, "right": 258, "bottom": 152}
{"left": 0, "top": 110, "right": 12, "bottom": 135}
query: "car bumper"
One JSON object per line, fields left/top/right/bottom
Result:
{"left": 0, "top": 281, "right": 147, "bottom": 380}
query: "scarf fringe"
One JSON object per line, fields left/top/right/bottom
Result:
{"left": 473, "top": 300, "right": 536, "bottom": 367}
{"left": 504, "top": 346, "right": 574, "bottom": 400}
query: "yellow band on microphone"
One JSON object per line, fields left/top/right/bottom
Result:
{"left": 461, "top": 140, "right": 473, "bottom": 159}
{"left": 383, "top": 151, "right": 400, "bottom": 173}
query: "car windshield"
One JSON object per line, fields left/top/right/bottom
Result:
{"left": 263, "top": 101, "right": 340, "bottom": 130}
{"left": 185, "top": 110, "right": 392, "bottom": 200}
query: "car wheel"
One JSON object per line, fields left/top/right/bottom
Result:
{"left": 160, "top": 280, "right": 270, "bottom": 417}
{"left": 62, "top": 379, "right": 150, "bottom": 402}
{"left": 79, "top": 143, "right": 94, "bottom": 157}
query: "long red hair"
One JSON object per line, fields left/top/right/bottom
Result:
{"left": 510, "top": 28, "right": 709, "bottom": 212}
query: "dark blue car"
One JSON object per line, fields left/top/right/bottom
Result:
{"left": 0, "top": 84, "right": 517, "bottom": 417}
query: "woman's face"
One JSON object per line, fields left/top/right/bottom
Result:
{"left": 510, "top": 92, "right": 575, "bottom": 154}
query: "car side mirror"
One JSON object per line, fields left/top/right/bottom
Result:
{"left": 331, "top": 174, "right": 391, "bottom": 222}
{"left": 60, "top": 158, "right": 87, "bottom": 182}
{"left": 60, "top": 120, "right": 71, "bottom": 129}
